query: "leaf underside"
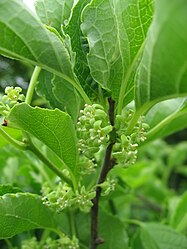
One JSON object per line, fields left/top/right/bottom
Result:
{"left": 0, "top": 193, "right": 60, "bottom": 239}
{"left": 7, "top": 103, "right": 77, "bottom": 175}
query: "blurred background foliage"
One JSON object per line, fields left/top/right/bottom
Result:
{"left": 0, "top": 55, "right": 30, "bottom": 92}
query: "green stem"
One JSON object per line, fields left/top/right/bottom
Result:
{"left": 68, "top": 210, "right": 77, "bottom": 237}
{"left": 25, "top": 66, "right": 41, "bottom": 105}
{"left": 38, "top": 230, "right": 51, "bottom": 249}
{"left": 0, "top": 128, "right": 27, "bottom": 150}
{"left": 70, "top": 77, "right": 92, "bottom": 105}
{"left": 124, "top": 219, "right": 142, "bottom": 226}
{"left": 125, "top": 102, "right": 153, "bottom": 135}
{"left": 27, "top": 139, "right": 73, "bottom": 188}
{"left": 5, "top": 239, "right": 14, "bottom": 249}
{"left": 125, "top": 108, "right": 144, "bottom": 135}
{"left": 117, "top": 40, "right": 146, "bottom": 115}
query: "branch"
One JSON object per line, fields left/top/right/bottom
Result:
{"left": 90, "top": 97, "right": 116, "bottom": 249}
{"left": 25, "top": 66, "right": 41, "bottom": 105}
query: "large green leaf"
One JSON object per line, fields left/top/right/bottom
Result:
{"left": 145, "top": 98, "right": 187, "bottom": 141}
{"left": 0, "top": 193, "right": 61, "bottom": 239}
{"left": 81, "top": 0, "right": 153, "bottom": 109}
{"left": 7, "top": 103, "right": 77, "bottom": 175}
{"left": 0, "top": 0, "right": 73, "bottom": 79}
{"left": 136, "top": 0, "right": 187, "bottom": 110}
{"left": 35, "top": 0, "right": 74, "bottom": 32}
{"left": 0, "top": 0, "right": 90, "bottom": 103}
{"left": 132, "top": 223, "right": 187, "bottom": 249}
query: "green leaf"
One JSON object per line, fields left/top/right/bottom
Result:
{"left": 132, "top": 223, "right": 187, "bottom": 249}
{"left": 65, "top": 0, "right": 98, "bottom": 97}
{"left": 136, "top": 0, "right": 187, "bottom": 110}
{"left": 81, "top": 0, "right": 153, "bottom": 109}
{"left": 170, "top": 191, "right": 187, "bottom": 232}
{"left": 36, "top": 70, "right": 64, "bottom": 109}
{"left": 7, "top": 103, "right": 77, "bottom": 175}
{"left": 0, "top": 193, "right": 61, "bottom": 239}
{"left": 0, "top": 0, "right": 73, "bottom": 79}
{"left": 99, "top": 210, "right": 129, "bottom": 249}
{"left": 145, "top": 98, "right": 187, "bottom": 141}
{"left": 37, "top": 70, "right": 80, "bottom": 123}
{"left": 53, "top": 75, "right": 81, "bottom": 123}
{"left": 35, "top": 0, "right": 74, "bottom": 32}
{"left": 0, "top": 0, "right": 90, "bottom": 103}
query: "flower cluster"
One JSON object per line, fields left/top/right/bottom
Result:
{"left": 77, "top": 104, "right": 112, "bottom": 173}
{"left": 113, "top": 109, "right": 149, "bottom": 167}
{"left": 0, "top": 86, "right": 25, "bottom": 117}
{"left": 21, "top": 235, "right": 79, "bottom": 249}
{"left": 42, "top": 182, "right": 95, "bottom": 213}
{"left": 77, "top": 155, "right": 97, "bottom": 175}
{"left": 42, "top": 182, "right": 73, "bottom": 212}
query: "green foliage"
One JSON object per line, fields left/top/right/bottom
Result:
{"left": 132, "top": 223, "right": 187, "bottom": 249}
{"left": 81, "top": 0, "right": 153, "bottom": 106}
{"left": 0, "top": 193, "right": 61, "bottom": 239}
{"left": 170, "top": 192, "right": 187, "bottom": 232}
{"left": 7, "top": 103, "right": 77, "bottom": 177}
{"left": 136, "top": 0, "right": 187, "bottom": 110}
{"left": 0, "top": 0, "right": 187, "bottom": 248}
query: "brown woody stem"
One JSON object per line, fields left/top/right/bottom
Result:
{"left": 90, "top": 98, "right": 116, "bottom": 249}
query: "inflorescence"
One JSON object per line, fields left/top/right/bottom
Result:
{"left": 0, "top": 86, "right": 25, "bottom": 117}
{"left": 42, "top": 104, "right": 148, "bottom": 216}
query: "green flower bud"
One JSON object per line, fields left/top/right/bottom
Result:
{"left": 92, "top": 103, "right": 104, "bottom": 110}
{"left": 121, "top": 134, "right": 129, "bottom": 146}
{"left": 101, "top": 125, "right": 112, "bottom": 135}
{"left": 93, "top": 120, "right": 102, "bottom": 129}
{"left": 95, "top": 109, "right": 107, "bottom": 120}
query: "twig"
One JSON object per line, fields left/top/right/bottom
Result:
{"left": 90, "top": 98, "right": 116, "bottom": 249}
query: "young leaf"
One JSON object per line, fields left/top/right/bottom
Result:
{"left": 136, "top": 0, "right": 187, "bottom": 110}
{"left": 170, "top": 191, "right": 187, "bottom": 232}
{"left": 65, "top": 0, "right": 98, "bottom": 97}
{"left": 7, "top": 103, "right": 77, "bottom": 176}
{"left": 36, "top": 70, "right": 80, "bottom": 123}
{"left": 52, "top": 75, "right": 80, "bottom": 123}
{"left": 132, "top": 223, "right": 187, "bottom": 249}
{"left": 36, "top": 70, "right": 64, "bottom": 110}
{"left": 0, "top": 193, "right": 61, "bottom": 239}
{"left": 35, "top": 0, "right": 74, "bottom": 32}
{"left": 81, "top": 0, "right": 153, "bottom": 108}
